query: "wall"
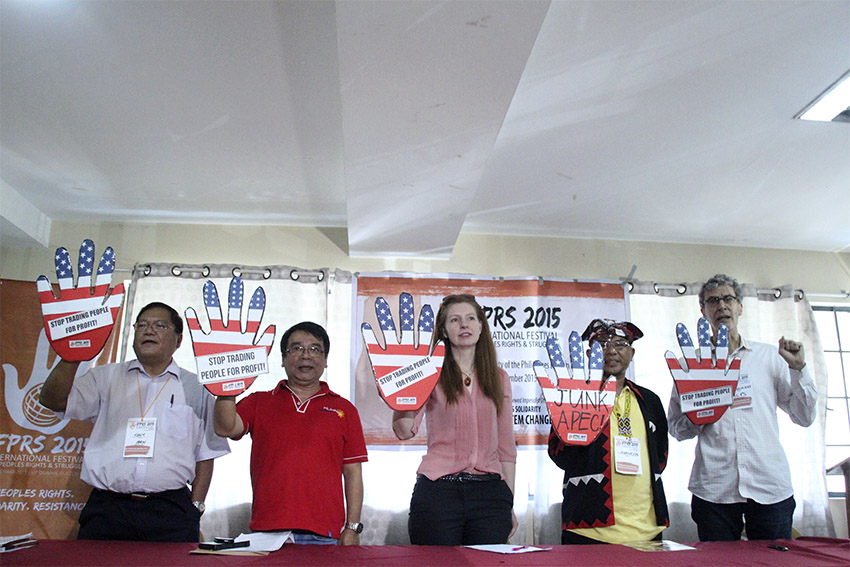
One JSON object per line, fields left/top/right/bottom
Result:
{"left": 3, "top": 221, "right": 850, "bottom": 299}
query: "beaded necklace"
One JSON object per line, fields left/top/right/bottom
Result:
{"left": 613, "top": 388, "right": 632, "bottom": 437}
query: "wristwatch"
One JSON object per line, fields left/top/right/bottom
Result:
{"left": 344, "top": 522, "right": 364, "bottom": 534}
{"left": 193, "top": 501, "right": 206, "bottom": 515}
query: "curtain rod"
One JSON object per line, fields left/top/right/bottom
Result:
{"left": 122, "top": 264, "right": 330, "bottom": 281}
{"left": 628, "top": 281, "right": 849, "bottom": 300}
{"left": 113, "top": 267, "right": 847, "bottom": 299}
{"left": 805, "top": 291, "right": 850, "bottom": 299}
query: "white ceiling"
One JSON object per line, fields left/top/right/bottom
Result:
{"left": 1, "top": 0, "right": 848, "bottom": 257}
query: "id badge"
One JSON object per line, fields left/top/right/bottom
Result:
{"left": 124, "top": 418, "right": 156, "bottom": 458}
{"left": 614, "top": 435, "right": 642, "bottom": 475}
{"left": 731, "top": 373, "right": 752, "bottom": 410}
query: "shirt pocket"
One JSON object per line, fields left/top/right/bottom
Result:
{"left": 159, "top": 403, "right": 200, "bottom": 441}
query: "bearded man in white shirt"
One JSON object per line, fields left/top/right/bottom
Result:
{"left": 667, "top": 274, "right": 817, "bottom": 541}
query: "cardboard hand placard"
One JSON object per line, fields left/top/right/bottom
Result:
{"left": 361, "top": 293, "right": 445, "bottom": 411}
{"left": 665, "top": 318, "right": 741, "bottom": 425}
{"left": 36, "top": 239, "right": 125, "bottom": 361}
{"left": 185, "top": 277, "right": 276, "bottom": 397}
{"left": 534, "top": 332, "right": 613, "bottom": 445}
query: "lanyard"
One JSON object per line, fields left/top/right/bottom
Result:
{"left": 137, "top": 373, "right": 172, "bottom": 421}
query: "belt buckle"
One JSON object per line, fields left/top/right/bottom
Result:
{"left": 130, "top": 493, "right": 148, "bottom": 501}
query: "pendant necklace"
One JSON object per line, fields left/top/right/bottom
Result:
{"left": 462, "top": 370, "right": 473, "bottom": 387}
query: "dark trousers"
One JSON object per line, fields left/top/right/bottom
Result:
{"left": 78, "top": 487, "right": 200, "bottom": 542}
{"left": 691, "top": 494, "right": 795, "bottom": 541}
{"left": 408, "top": 474, "right": 513, "bottom": 546}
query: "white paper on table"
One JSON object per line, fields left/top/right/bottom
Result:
{"left": 232, "top": 531, "right": 292, "bottom": 552}
{"left": 465, "top": 544, "right": 552, "bottom": 554}
{"left": 621, "top": 540, "right": 697, "bottom": 552}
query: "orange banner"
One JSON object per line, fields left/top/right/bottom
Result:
{"left": 0, "top": 279, "right": 120, "bottom": 539}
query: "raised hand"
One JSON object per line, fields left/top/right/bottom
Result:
{"left": 534, "top": 332, "right": 613, "bottom": 445}
{"left": 185, "top": 277, "right": 276, "bottom": 397}
{"left": 36, "top": 239, "right": 125, "bottom": 361}
{"left": 778, "top": 336, "right": 806, "bottom": 371}
{"left": 361, "top": 293, "right": 445, "bottom": 410}
{"left": 665, "top": 317, "right": 741, "bottom": 425}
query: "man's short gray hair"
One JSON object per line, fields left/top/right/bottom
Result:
{"left": 699, "top": 274, "right": 742, "bottom": 307}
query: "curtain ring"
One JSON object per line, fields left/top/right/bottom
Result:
{"left": 232, "top": 267, "right": 242, "bottom": 278}
{"left": 263, "top": 268, "right": 272, "bottom": 280}
{"left": 653, "top": 283, "right": 660, "bottom": 294}
{"left": 143, "top": 264, "right": 152, "bottom": 276}
{"left": 795, "top": 289, "right": 805, "bottom": 301}
{"left": 171, "top": 265, "right": 182, "bottom": 276}
{"left": 201, "top": 266, "right": 210, "bottom": 278}
{"left": 676, "top": 284, "right": 687, "bottom": 295}
{"left": 317, "top": 270, "right": 325, "bottom": 282}
{"left": 627, "top": 281, "right": 634, "bottom": 293}
{"left": 290, "top": 269, "right": 300, "bottom": 281}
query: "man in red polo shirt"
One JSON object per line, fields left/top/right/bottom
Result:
{"left": 214, "top": 321, "right": 368, "bottom": 545}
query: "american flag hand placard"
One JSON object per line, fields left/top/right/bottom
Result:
{"left": 534, "top": 332, "right": 614, "bottom": 446}
{"left": 665, "top": 319, "right": 740, "bottom": 425}
{"left": 185, "top": 277, "right": 276, "bottom": 397}
{"left": 361, "top": 293, "right": 445, "bottom": 411}
{"left": 36, "top": 239, "right": 125, "bottom": 361}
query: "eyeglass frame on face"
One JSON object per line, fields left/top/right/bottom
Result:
{"left": 134, "top": 320, "right": 174, "bottom": 333}
{"left": 703, "top": 294, "right": 739, "bottom": 306}
{"left": 285, "top": 344, "right": 325, "bottom": 357}
{"left": 595, "top": 339, "right": 632, "bottom": 352}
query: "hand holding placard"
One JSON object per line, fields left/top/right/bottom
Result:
{"left": 665, "top": 318, "right": 741, "bottom": 425}
{"left": 534, "top": 332, "right": 613, "bottom": 445}
{"left": 361, "top": 293, "right": 445, "bottom": 410}
{"left": 36, "top": 239, "right": 125, "bottom": 361}
{"left": 185, "top": 277, "right": 276, "bottom": 397}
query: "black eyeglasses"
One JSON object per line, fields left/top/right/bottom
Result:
{"left": 703, "top": 295, "right": 739, "bottom": 306}
{"left": 596, "top": 340, "right": 631, "bottom": 351}
{"left": 285, "top": 345, "right": 325, "bottom": 357}
{"left": 134, "top": 321, "right": 173, "bottom": 333}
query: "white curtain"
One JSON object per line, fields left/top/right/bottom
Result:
{"left": 119, "top": 266, "right": 834, "bottom": 542}
{"left": 629, "top": 281, "right": 834, "bottom": 539}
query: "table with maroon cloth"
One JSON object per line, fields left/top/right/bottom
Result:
{"left": 4, "top": 538, "right": 848, "bottom": 567}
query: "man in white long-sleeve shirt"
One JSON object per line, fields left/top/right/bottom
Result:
{"left": 40, "top": 302, "right": 229, "bottom": 541}
{"left": 667, "top": 274, "right": 817, "bottom": 541}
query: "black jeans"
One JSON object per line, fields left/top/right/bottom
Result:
{"left": 78, "top": 487, "right": 200, "bottom": 542}
{"left": 691, "top": 494, "right": 796, "bottom": 541}
{"left": 408, "top": 474, "right": 513, "bottom": 546}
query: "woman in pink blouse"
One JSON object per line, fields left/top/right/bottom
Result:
{"left": 393, "top": 294, "right": 517, "bottom": 545}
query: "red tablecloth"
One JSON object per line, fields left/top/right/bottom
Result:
{"left": 3, "top": 537, "right": 848, "bottom": 567}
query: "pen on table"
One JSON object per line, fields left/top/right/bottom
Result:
{"left": 170, "top": 394, "right": 174, "bottom": 407}
{"left": 2, "top": 539, "right": 38, "bottom": 551}
{"left": 512, "top": 545, "right": 529, "bottom": 551}
{"left": 767, "top": 544, "right": 788, "bottom": 551}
